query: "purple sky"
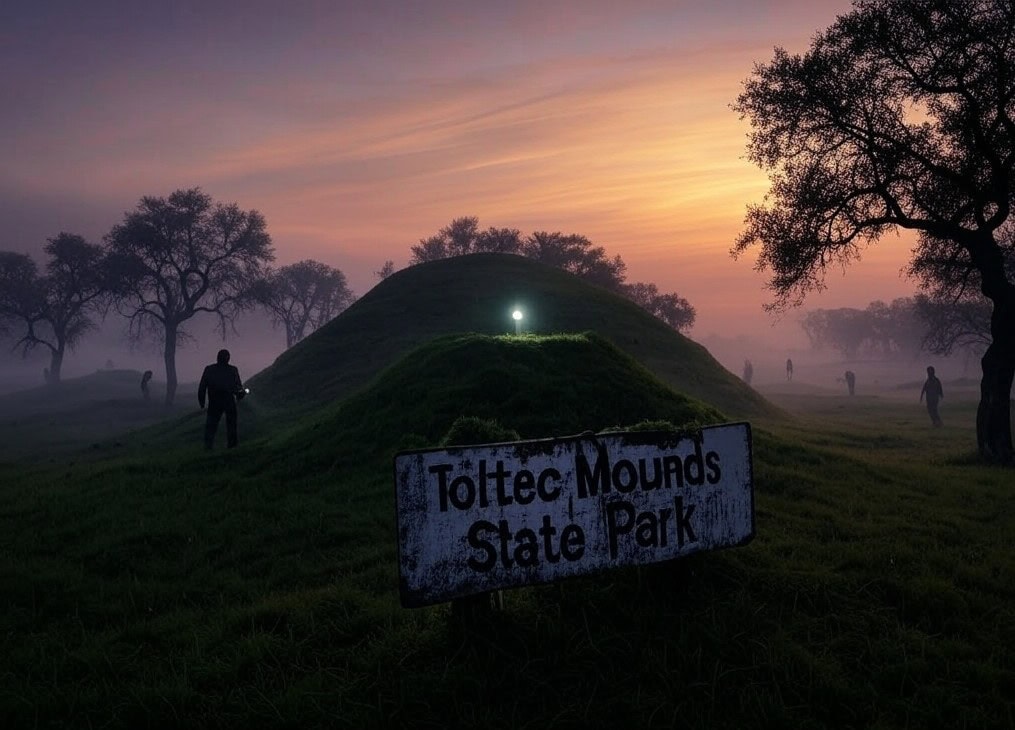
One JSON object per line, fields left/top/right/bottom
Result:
{"left": 1, "top": 0, "right": 919, "bottom": 382}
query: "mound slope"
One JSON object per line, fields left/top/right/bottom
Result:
{"left": 251, "top": 254, "right": 777, "bottom": 420}
{"left": 264, "top": 333, "right": 724, "bottom": 471}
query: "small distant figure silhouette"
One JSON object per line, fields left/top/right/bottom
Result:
{"left": 105, "top": 359, "right": 115, "bottom": 369}
{"left": 743, "top": 359, "right": 754, "bottom": 386}
{"left": 786, "top": 358, "right": 794, "bottom": 381}
{"left": 198, "top": 349, "right": 245, "bottom": 449}
{"left": 140, "top": 370, "right": 153, "bottom": 400}
{"left": 844, "top": 370, "right": 856, "bottom": 396}
{"left": 920, "top": 365, "right": 944, "bottom": 427}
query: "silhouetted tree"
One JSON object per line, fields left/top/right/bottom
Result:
{"left": 892, "top": 298, "right": 926, "bottom": 356}
{"left": 734, "top": 0, "right": 1015, "bottom": 461}
{"left": 409, "top": 217, "right": 522, "bottom": 263}
{"left": 0, "top": 234, "right": 107, "bottom": 383}
{"left": 623, "top": 282, "right": 696, "bottom": 332}
{"left": 406, "top": 217, "right": 695, "bottom": 330}
{"left": 255, "top": 260, "right": 355, "bottom": 348}
{"left": 865, "top": 298, "right": 925, "bottom": 357}
{"left": 105, "top": 188, "right": 274, "bottom": 406}
{"left": 802, "top": 296, "right": 982, "bottom": 360}
{"left": 915, "top": 292, "right": 992, "bottom": 357}
{"left": 476, "top": 226, "right": 523, "bottom": 254}
{"left": 800, "top": 308, "right": 873, "bottom": 359}
{"left": 0, "top": 252, "right": 37, "bottom": 340}
{"left": 376, "top": 260, "right": 396, "bottom": 280}
{"left": 909, "top": 239, "right": 1015, "bottom": 356}
{"left": 521, "top": 231, "right": 626, "bottom": 292}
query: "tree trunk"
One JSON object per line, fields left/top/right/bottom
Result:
{"left": 972, "top": 236, "right": 1015, "bottom": 464}
{"left": 49, "top": 345, "right": 65, "bottom": 385}
{"left": 976, "top": 299, "right": 1014, "bottom": 463}
{"left": 164, "top": 326, "right": 178, "bottom": 407}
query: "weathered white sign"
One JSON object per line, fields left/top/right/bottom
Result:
{"left": 394, "top": 422, "right": 754, "bottom": 608}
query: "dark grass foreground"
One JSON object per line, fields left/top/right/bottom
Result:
{"left": 1, "top": 334, "right": 1013, "bottom": 729}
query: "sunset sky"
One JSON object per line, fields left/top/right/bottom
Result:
{"left": 1, "top": 0, "right": 920, "bottom": 357}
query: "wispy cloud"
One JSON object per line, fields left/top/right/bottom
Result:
{"left": 1, "top": 0, "right": 913, "bottom": 338}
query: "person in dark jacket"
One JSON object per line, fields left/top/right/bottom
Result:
{"left": 198, "top": 349, "right": 245, "bottom": 449}
{"left": 140, "top": 370, "right": 153, "bottom": 400}
{"left": 920, "top": 365, "right": 944, "bottom": 427}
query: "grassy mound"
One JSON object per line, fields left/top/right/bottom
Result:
{"left": 1, "top": 334, "right": 1012, "bottom": 728}
{"left": 265, "top": 332, "right": 723, "bottom": 471}
{"left": 249, "top": 254, "right": 776, "bottom": 421}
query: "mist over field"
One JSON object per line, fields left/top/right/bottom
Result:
{"left": 0, "top": 311, "right": 282, "bottom": 395}
{"left": 0, "top": 295, "right": 983, "bottom": 407}
{"left": 2, "top": 1, "right": 1015, "bottom": 727}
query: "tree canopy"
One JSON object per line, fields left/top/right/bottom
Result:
{"left": 410, "top": 217, "right": 522, "bottom": 262}
{"left": 734, "top": 0, "right": 1015, "bottom": 461}
{"left": 0, "top": 234, "right": 107, "bottom": 383}
{"left": 106, "top": 188, "right": 274, "bottom": 405}
{"left": 406, "top": 216, "right": 696, "bottom": 333}
{"left": 255, "top": 260, "right": 355, "bottom": 348}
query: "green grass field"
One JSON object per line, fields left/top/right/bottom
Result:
{"left": 0, "top": 257, "right": 1012, "bottom": 729}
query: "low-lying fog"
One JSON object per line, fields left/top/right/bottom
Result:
{"left": 0, "top": 307, "right": 984, "bottom": 400}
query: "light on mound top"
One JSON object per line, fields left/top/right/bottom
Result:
{"left": 511, "top": 308, "right": 524, "bottom": 335}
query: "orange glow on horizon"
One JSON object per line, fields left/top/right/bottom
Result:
{"left": 3, "top": 1, "right": 918, "bottom": 347}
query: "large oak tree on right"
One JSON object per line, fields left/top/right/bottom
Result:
{"left": 734, "top": 0, "right": 1015, "bottom": 462}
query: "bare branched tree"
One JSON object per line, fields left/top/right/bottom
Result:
{"left": 255, "top": 260, "right": 355, "bottom": 348}
{"left": 521, "top": 231, "right": 626, "bottom": 292}
{"left": 409, "top": 217, "right": 522, "bottom": 263}
{"left": 0, "top": 234, "right": 107, "bottom": 383}
{"left": 622, "top": 282, "right": 696, "bottom": 332}
{"left": 105, "top": 188, "right": 274, "bottom": 405}
{"left": 407, "top": 216, "right": 696, "bottom": 328}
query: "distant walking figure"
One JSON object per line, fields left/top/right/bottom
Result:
{"left": 844, "top": 370, "right": 856, "bottom": 396}
{"left": 198, "top": 349, "right": 245, "bottom": 449}
{"left": 786, "top": 358, "right": 794, "bottom": 381}
{"left": 140, "top": 370, "right": 153, "bottom": 400}
{"left": 920, "top": 365, "right": 944, "bottom": 427}
{"left": 743, "top": 359, "right": 754, "bottom": 386}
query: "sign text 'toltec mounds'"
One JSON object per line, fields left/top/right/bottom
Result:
{"left": 394, "top": 422, "right": 754, "bottom": 608}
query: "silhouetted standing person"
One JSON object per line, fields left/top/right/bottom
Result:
{"left": 920, "top": 365, "right": 944, "bottom": 427}
{"left": 140, "top": 370, "right": 153, "bottom": 401}
{"left": 198, "top": 349, "right": 245, "bottom": 449}
{"left": 786, "top": 358, "right": 794, "bottom": 381}
{"left": 844, "top": 370, "right": 856, "bottom": 395}
{"left": 743, "top": 359, "right": 754, "bottom": 386}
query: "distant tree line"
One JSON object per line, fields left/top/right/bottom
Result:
{"left": 801, "top": 294, "right": 992, "bottom": 361}
{"left": 0, "top": 188, "right": 354, "bottom": 404}
{"left": 403, "top": 216, "right": 696, "bottom": 332}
